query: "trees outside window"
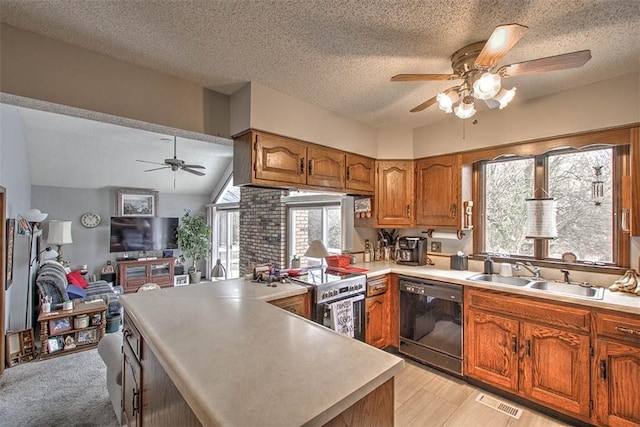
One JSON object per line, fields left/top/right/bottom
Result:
{"left": 483, "top": 147, "right": 614, "bottom": 264}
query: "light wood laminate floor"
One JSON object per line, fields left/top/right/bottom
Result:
{"left": 395, "top": 360, "right": 570, "bottom": 427}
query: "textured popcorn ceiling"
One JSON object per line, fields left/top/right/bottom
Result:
{"left": 1, "top": 0, "right": 639, "bottom": 130}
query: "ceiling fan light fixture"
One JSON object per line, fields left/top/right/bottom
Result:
{"left": 493, "top": 87, "right": 517, "bottom": 109}
{"left": 436, "top": 92, "right": 455, "bottom": 113}
{"left": 454, "top": 96, "right": 476, "bottom": 119}
{"left": 473, "top": 72, "right": 501, "bottom": 100}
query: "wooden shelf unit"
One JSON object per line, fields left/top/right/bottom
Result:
{"left": 38, "top": 301, "right": 107, "bottom": 360}
{"left": 118, "top": 258, "right": 175, "bottom": 294}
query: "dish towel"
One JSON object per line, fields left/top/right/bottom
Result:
{"left": 330, "top": 297, "right": 356, "bottom": 337}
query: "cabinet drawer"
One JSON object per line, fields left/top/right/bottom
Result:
{"left": 269, "top": 294, "right": 309, "bottom": 318}
{"left": 466, "top": 289, "right": 590, "bottom": 333}
{"left": 123, "top": 313, "right": 142, "bottom": 361}
{"left": 595, "top": 312, "right": 640, "bottom": 344}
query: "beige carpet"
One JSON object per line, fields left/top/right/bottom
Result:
{"left": 0, "top": 348, "right": 118, "bottom": 426}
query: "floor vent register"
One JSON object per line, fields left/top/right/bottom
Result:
{"left": 475, "top": 393, "right": 524, "bottom": 419}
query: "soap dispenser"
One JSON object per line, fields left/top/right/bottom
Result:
{"left": 483, "top": 254, "right": 494, "bottom": 275}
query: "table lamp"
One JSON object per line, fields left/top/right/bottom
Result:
{"left": 304, "top": 240, "right": 330, "bottom": 266}
{"left": 47, "top": 220, "right": 73, "bottom": 266}
{"left": 211, "top": 259, "right": 227, "bottom": 279}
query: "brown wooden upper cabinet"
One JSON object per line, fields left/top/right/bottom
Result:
{"left": 233, "top": 130, "right": 374, "bottom": 194}
{"left": 345, "top": 153, "right": 375, "bottom": 194}
{"left": 376, "top": 160, "right": 415, "bottom": 227}
{"left": 415, "top": 154, "right": 462, "bottom": 228}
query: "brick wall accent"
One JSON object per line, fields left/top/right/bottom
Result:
{"left": 239, "top": 187, "right": 288, "bottom": 276}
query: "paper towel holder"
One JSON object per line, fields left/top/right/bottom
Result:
{"left": 423, "top": 229, "right": 465, "bottom": 240}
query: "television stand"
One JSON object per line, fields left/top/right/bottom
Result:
{"left": 117, "top": 258, "right": 175, "bottom": 293}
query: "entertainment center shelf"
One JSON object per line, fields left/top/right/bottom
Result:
{"left": 118, "top": 258, "right": 175, "bottom": 294}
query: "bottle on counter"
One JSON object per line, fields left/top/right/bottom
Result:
{"left": 484, "top": 254, "right": 494, "bottom": 275}
{"left": 364, "top": 240, "right": 372, "bottom": 263}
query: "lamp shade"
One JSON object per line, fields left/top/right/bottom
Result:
{"left": 47, "top": 220, "right": 73, "bottom": 245}
{"left": 304, "top": 240, "right": 330, "bottom": 258}
{"left": 23, "top": 208, "right": 48, "bottom": 223}
{"left": 211, "top": 259, "right": 227, "bottom": 279}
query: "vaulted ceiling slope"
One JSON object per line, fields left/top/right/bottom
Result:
{"left": 1, "top": 0, "right": 639, "bottom": 129}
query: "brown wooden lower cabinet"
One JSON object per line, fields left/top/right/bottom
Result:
{"left": 593, "top": 311, "right": 640, "bottom": 426}
{"left": 465, "top": 288, "right": 592, "bottom": 421}
{"left": 268, "top": 292, "right": 310, "bottom": 319}
{"left": 366, "top": 294, "right": 386, "bottom": 349}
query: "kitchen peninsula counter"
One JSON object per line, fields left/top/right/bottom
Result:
{"left": 120, "top": 279, "right": 403, "bottom": 426}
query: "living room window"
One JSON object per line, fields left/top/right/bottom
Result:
{"left": 210, "top": 176, "right": 240, "bottom": 278}
{"left": 479, "top": 145, "right": 626, "bottom": 266}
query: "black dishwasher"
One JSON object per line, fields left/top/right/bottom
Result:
{"left": 399, "top": 276, "right": 463, "bottom": 376}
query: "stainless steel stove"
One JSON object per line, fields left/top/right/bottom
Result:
{"left": 290, "top": 267, "right": 367, "bottom": 341}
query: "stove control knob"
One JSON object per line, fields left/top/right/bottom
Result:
{"left": 322, "top": 292, "right": 328, "bottom": 299}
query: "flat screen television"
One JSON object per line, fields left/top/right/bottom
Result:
{"left": 109, "top": 216, "right": 179, "bottom": 253}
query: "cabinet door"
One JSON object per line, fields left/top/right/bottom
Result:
{"left": 415, "top": 154, "right": 461, "bottom": 228}
{"left": 366, "top": 295, "right": 386, "bottom": 349}
{"left": 122, "top": 341, "right": 142, "bottom": 427}
{"left": 307, "top": 146, "right": 345, "bottom": 189}
{"left": 255, "top": 132, "right": 307, "bottom": 185}
{"left": 466, "top": 308, "right": 519, "bottom": 392}
{"left": 269, "top": 293, "right": 310, "bottom": 319}
{"left": 345, "top": 153, "right": 375, "bottom": 194}
{"left": 594, "top": 339, "right": 640, "bottom": 426}
{"left": 376, "top": 160, "right": 415, "bottom": 227}
{"left": 521, "top": 323, "right": 590, "bottom": 418}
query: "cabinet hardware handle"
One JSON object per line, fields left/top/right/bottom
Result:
{"left": 300, "top": 158, "right": 305, "bottom": 174}
{"left": 367, "top": 312, "right": 370, "bottom": 324}
{"left": 525, "top": 339, "right": 531, "bottom": 357}
{"left": 308, "top": 159, "right": 313, "bottom": 175}
{"left": 621, "top": 208, "right": 630, "bottom": 232}
{"left": 614, "top": 326, "right": 640, "bottom": 336}
{"left": 288, "top": 308, "right": 297, "bottom": 314}
{"left": 600, "top": 360, "right": 607, "bottom": 381}
{"left": 511, "top": 336, "right": 517, "bottom": 354}
{"left": 346, "top": 166, "right": 351, "bottom": 180}
{"left": 406, "top": 205, "right": 410, "bottom": 218}
{"left": 132, "top": 389, "right": 140, "bottom": 415}
{"left": 451, "top": 204, "right": 457, "bottom": 219}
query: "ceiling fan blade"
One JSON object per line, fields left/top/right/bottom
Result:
{"left": 391, "top": 74, "right": 459, "bottom": 82}
{"left": 410, "top": 96, "right": 438, "bottom": 113}
{"left": 475, "top": 23, "right": 528, "bottom": 68}
{"left": 181, "top": 167, "right": 205, "bottom": 176}
{"left": 137, "top": 159, "right": 166, "bottom": 166}
{"left": 498, "top": 50, "right": 592, "bottom": 77}
{"left": 409, "top": 85, "right": 461, "bottom": 113}
{"left": 144, "top": 166, "right": 171, "bottom": 172}
{"left": 181, "top": 164, "right": 205, "bottom": 169}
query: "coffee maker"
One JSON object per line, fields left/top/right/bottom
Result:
{"left": 396, "top": 236, "right": 428, "bottom": 266}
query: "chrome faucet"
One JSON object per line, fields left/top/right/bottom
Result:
{"left": 513, "top": 261, "right": 541, "bottom": 278}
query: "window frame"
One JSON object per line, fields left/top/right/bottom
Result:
{"left": 469, "top": 127, "right": 631, "bottom": 272}
{"left": 286, "top": 202, "right": 342, "bottom": 265}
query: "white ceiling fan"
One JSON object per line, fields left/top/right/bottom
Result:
{"left": 136, "top": 136, "right": 206, "bottom": 176}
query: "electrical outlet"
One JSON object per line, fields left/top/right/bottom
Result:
{"left": 431, "top": 241, "right": 442, "bottom": 253}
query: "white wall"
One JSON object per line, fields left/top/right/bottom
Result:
{"left": 0, "top": 104, "right": 33, "bottom": 331}
{"left": 376, "top": 128, "right": 414, "bottom": 159}
{"left": 247, "top": 82, "right": 381, "bottom": 157}
{"left": 413, "top": 72, "right": 640, "bottom": 158}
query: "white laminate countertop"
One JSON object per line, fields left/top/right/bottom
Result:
{"left": 120, "top": 279, "right": 404, "bottom": 427}
{"left": 354, "top": 261, "right": 640, "bottom": 315}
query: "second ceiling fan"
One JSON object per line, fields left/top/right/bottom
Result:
{"left": 137, "top": 136, "right": 206, "bottom": 176}
{"left": 392, "top": 23, "right": 591, "bottom": 118}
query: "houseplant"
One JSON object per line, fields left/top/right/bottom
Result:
{"left": 176, "top": 209, "right": 211, "bottom": 284}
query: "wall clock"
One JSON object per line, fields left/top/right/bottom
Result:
{"left": 80, "top": 212, "right": 101, "bottom": 228}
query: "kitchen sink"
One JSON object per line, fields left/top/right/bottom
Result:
{"left": 527, "top": 281, "right": 604, "bottom": 299}
{"left": 466, "top": 273, "right": 537, "bottom": 287}
{"left": 466, "top": 273, "right": 604, "bottom": 300}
